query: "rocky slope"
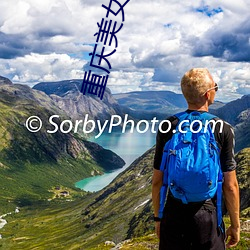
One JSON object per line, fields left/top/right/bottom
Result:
{"left": 213, "top": 94, "right": 250, "bottom": 126}
{"left": 234, "top": 108, "right": 250, "bottom": 152}
{"left": 33, "top": 79, "right": 124, "bottom": 123}
{"left": 235, "top": 148, "right": 250, "bottom": 214}
{"left": 0, "top": 78, "right": 124, "bottom": 212}
{"left": 209, "top": 94, "right": 250, "bottom": 152}
{"left": 0, "top": 76, "right": 12, "bottom": 85}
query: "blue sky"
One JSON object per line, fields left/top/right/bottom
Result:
{"left": 0, "top": 0, "right": 249, "bottom": 102}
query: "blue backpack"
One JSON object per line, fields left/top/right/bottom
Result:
{"left": 158, "top": 111, "right": 223, "bottom": 228}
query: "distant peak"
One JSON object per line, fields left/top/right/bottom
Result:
{"left": 0, "top": 76, "right": 12, "bottom": 85}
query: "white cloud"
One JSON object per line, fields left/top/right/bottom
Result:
{"left": 0, "top": 53, "right": 86, "bottom": 86}
{"left": 0, "top": 0, "right": 249, "bottom": 101}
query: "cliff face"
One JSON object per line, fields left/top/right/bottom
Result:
{"left": 33, "top": 80, "right": 124, "bottom": 123}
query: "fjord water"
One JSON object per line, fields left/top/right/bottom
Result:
{"left": 75, "top": 129, "right": 156, "bottom": 192}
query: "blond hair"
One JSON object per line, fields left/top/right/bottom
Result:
{"left": 181, "top": 68, "right": 214, "bottom": 104}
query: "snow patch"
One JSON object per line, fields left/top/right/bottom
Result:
{"left": 134, "top": 199, "right": 150, "bottom": 210}
{"left": 138, "top": 185, "right": 145, "bottom": 190}
{"left": 0, "top": 219, "right": 7, "bottom": 229}
{"left": 0, "top": 207, "right": 20, "bottom": 238}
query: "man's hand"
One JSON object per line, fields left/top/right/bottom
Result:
{"left": 225, "top": 225, "right": 240, "bottom": 248}
{"left": 155, "top": 221, "right": 161, "bottom": 239}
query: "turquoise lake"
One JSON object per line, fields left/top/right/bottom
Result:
{"left": 75, "top": 129, "right": 156, "bottom": 192}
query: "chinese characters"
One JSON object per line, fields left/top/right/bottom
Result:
{"left": 81, "top": 0, "right": 130, "bottom": 100}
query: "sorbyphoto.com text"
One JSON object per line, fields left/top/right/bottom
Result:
{"left": 25, "top": 114, "right": 224, "bottom": 138}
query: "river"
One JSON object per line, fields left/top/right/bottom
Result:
{"left": 75, "top": 129, "right": 156, "bottom": 192}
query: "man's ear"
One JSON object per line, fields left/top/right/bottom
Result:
{"left": 204, "top": 92, "right": 209, "bottom": 100}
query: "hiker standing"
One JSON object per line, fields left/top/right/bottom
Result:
{"left": 152, "top": 68, "right": 240, "bottom": 249}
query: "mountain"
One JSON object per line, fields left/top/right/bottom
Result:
{"left": 33, "top": 80, "right": 124, "bottom": 123}
{"left": 0, "top": 147, "right": 155, "bottom": 249}
{"left": 211, "top": 94, "right": 250, "bottom": 152}
{"left": 0, "top": 76, "right": 12, "bottom": 85}
{"left": 0, "top": 77, "right": 249, "bottom": 249}
{"left": 0, "top": 79, "right": 125, "bottom": 212}
{"left": 234, "top": 109, "right": 250, "bottom": 152}
{"left": 213, "top": 94, "right": 250, "bottom": 126}
{"left": 209, "top": 100, "right": 225, "bottom": 110}
{"left": 114, "top": 91, "right": 186, "bottom": 119}
{"left": 1, "top": 146, "right": 249, "bottom": 249}
{"left": 79, "top": 147, "right": 155, "bottom": 248}
{"left": 114, "top": 90, "right": 225, "bottom": 120}
{"left": 114, "top": 91, "right": 186, "bottom": 110}
{"left": 33, "top": 82, "right": 227, "bottom": 122}
{"left": 235, "top": 148, "right": 250, "bottom": 214}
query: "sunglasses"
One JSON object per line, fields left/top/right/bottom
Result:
{"left": 203, "top": 83, "right": 218, "bottom": 95}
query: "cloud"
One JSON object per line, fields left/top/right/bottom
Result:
{"left": 0, "top": 0, "right": 102, "bottom": 57}
{"left": 0, "top": 53, "right": 87, "bottom": 86}
{"left": 0, "top": 0, "right": 249, "bottom": 101}
{"left": 192, "top": 18, "right": 250, "bottom": 62}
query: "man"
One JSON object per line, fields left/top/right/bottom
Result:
{"left": 152, "top": 68, "right": 240, "bottom": 249}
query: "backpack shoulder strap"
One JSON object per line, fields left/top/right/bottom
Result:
{"left": 173, "top": 111, "right": 189, "bottom": 121}
{"left": 201, "top": 112, "right": 223, "bottom": 230}
{"left": 174, "top": 111, "right": 217, "bottom": 121}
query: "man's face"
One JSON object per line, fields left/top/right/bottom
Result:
{"left": 207, "top": 82, "right": 217, "bottom": 105}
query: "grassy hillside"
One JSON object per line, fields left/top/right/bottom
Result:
{"left": 0, "top": 148, "right": 154, "bottom": 249}
{"left": 0, "top": 83, "right": 124, "bottom": 213}
{"left": 1, "top": 147, "right": 249, "bottom": 249}
{"left": 235, "top": 148, "right": 250, "bottom": 214}
{"left": 0, "top": 199, "right": 88, "bottom": 249}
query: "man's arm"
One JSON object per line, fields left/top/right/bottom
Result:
{"left": 223, "top": 170, "right": 240, "bottom": 248}
{"left": 152, "top": 169, "right": 163, "bottom": 239}
{"left": 152, "top": 117, "right": 176, "bottom": 239}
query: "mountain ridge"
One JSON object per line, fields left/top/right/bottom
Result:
{"left": 213, "top": 94, "right": 250, "bottom": 152}
{"left": 213, "top": 94, "right": 250, "bottom": 125}
{"left": 0, "top": 79, "right": 125, "bottom": 212}
{"left": 33, "top": 80, "right": 124, "bottom": 123}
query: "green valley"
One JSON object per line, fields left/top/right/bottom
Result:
{"left": 0, "top": 82, "right": 124, "bottom": 214}
{"left": 0, "top": 147, "right": 249, "bottom": 249}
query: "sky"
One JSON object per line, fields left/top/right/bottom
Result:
{"left": 0, "top": 0, "right": 249, "bottom": 102}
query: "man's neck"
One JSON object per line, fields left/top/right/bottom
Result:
{"left": 187, "top": 103, "right": 209, "bottom": 112}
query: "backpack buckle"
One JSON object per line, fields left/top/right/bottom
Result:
{"left": 169, "top": 149, "right": 176, "bottom": 155}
